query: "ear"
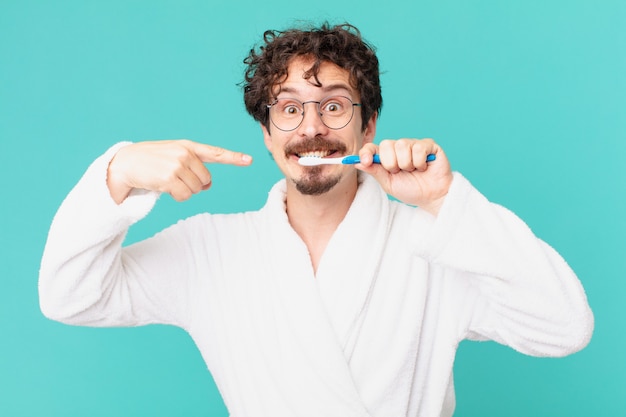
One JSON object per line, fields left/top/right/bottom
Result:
{"left": 362, "top": 112, "right": 378, "bottom": 145}
{"left": 260, "top": 123, "right": 272, "bottom": 151}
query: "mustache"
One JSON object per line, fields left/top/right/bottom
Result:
{"left": 284, "top": 136, "right": 348, "bottom": 156}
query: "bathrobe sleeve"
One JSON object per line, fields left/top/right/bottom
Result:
{"left": 39, "top": 143, "right": 201, "bottom": 329}
{"left": 411, "top": 173, "right": 594, "bottom": 357}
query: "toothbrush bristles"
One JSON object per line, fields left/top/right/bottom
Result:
{"left": 299, "top": 156, "right": 333, "bottom": 166}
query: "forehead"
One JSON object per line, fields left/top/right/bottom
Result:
{"left": 274, "top": 56, "right": 355, "bottom": 98}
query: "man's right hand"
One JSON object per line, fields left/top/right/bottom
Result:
{"left": 106, "top": 139, "right": 253, "bottom": 204}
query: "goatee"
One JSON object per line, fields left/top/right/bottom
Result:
{"left": 293, "top": 166, "right": 342, "bottom": 195}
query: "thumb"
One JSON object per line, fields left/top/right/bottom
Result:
{"left": 355, "top": 144, "right": 390, "bottom": 185}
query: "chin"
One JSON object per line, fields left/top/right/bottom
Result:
{"left": 293, "top": 169, "right": 342, "bottom": 195}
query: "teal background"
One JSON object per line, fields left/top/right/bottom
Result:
{"left": 1, "top": 0, "right": 624, "bottom": 415}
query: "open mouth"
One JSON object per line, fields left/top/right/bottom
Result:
{"left": 296, "top": 150, "right": 336, "bottom": 159}
{"left": 286, "top": 138, "right": 348, "bottom": 162}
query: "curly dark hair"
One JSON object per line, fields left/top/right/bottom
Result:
{"left": 243, "top": 22, "right": 382, "bottom": 132}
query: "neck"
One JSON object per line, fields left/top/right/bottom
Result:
{"left": 285, "top": 172, "right": 359, "bottom": 273}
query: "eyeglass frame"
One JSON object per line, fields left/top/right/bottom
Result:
{"left": 266, "top": 95, "right": 362, "bottom": 132}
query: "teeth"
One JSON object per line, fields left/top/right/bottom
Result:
{"left": 298, "top": 150, "right": 332, "bottom": 158}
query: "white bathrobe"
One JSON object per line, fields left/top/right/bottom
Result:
{"left": 39, "top": 143, "right": 593, "bottom": 417}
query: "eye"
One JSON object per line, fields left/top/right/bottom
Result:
{"left": 284, "top": 105, "right": 300, "bottom": 115}
{"left": 276, "top": 99, "right": 302, "bottom": 117}
{"left": 321, "top": 98, "right": 345, "bottom": 113}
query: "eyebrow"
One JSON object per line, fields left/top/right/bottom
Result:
{"left": 278, "top": 83, "right": 354, "bottom": 97}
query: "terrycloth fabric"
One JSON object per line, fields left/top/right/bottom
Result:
{"left": 39, "top": 143, "right": 593, "bottom": 417}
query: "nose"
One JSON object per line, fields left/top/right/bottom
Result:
{"left": 297, "top": 102, "right": 330, "bottom": 137}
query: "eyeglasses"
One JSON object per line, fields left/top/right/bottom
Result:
{"left": 266, "top": 95, "right": 361, "bottom": 131}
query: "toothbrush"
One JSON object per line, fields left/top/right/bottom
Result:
{"left": 298, "top": 153, "right": 436, "bottom": 166}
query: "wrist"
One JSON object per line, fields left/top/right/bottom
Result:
{"left": 419, "top": 194, "right": 447, "bottom": 217}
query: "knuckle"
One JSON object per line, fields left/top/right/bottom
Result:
{"left": 230, "top": 152, "right": 242, "bottom": 164}
{"left": 163, "top": 171, "right": 179, "bottom": 184}
{"left": 173, "top": 164, "right": 189, "bottom": 178}
{"left": 212, "top": 146, "right": 227, "bottom": 160}
{"left": 172, "top": 148, "right": 191, "bottom": 163}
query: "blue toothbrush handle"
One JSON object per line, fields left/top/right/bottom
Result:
{"left": 343, "top": 153, "right": 436, "bottom": 164}
{"left": 371, "top": 154, "right": 436, "bottom": 163}
{"left": 341, "top": 155, "right": 362, "bottom": 164}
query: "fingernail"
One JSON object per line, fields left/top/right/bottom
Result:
{"left": 242, "top": 155, "right": 252, "bottom": 163}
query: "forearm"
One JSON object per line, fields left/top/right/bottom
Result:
{"left": 39, "top": 143, "right": 160, "bottom": 325}
{"left": 412, "top": 173, "right": 594, "bottom": 356}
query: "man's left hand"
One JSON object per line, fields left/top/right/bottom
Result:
{"left": 356, "top": 138, "right": 453, "bottom": 216}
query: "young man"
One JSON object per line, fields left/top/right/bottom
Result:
{"left": 39, "top": 23, "right": 593, "bottom": 417}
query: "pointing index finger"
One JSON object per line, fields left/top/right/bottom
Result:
{"left": 191, "top": 142, "right": 253, "bottom": 166}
